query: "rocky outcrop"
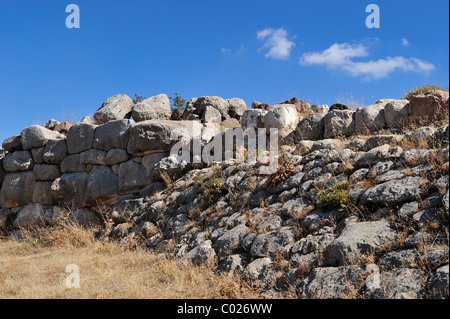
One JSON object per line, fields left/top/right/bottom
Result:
{"left": 1, "top": 91, "right": 448, "bottom": 299}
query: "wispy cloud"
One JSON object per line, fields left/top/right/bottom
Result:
{"left": 257, "top": 27, "right": 295, "bottom": 60}
{"left": 299, "top": 42, "right": 435, "bottom": 80}
{"left": 221, "top": 47, "right": 231, "bottom": 54}
{"left": 401, "top": 38, "right": 410, "bottom": 47}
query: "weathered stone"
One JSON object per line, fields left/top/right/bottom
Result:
{"left": 13, "top": 203, "right": 46, "bottom": 228}
{"left": 203, "top": 105, "right": 222, "bottom": 124}
{"left": 183, "top": 240, "right": 217, "bottom": 266}
{"left": 291, "top": 113, "right": 325, "bottom": 141}
{"left": 384, "top": 100, "right": 409, "bottom": 128}
{"left": 323, "top": 110, "right": 355, "bottom": 138}
{"left": 94, "top": 94, "right": 133, "bottom": 124}
{"left": 43, "top": 119, "right": 60, "bottom": 130}
{"left": 298, "top": 266, "right": 364, "bottom": 299}
{"left": 118, "top": 160, "right": 147, "bottom": 194}
{"left": 241, "top": 109, "right": 267, "bottom": 130}
{"left": 2, "top": 151, "right": 34, "bottom": 173}
{"left": 54, "top": 121, "right": 72, "bottom": 134}
{"left": 127, "top": 120, "right": 201, "bottom": 156}
{"left": 31, "top": 147, "right": 44, "bottom": 164}
{"left": 408, "top": 90, "right": 449, "bottom": 122}
{"left": 131, "top": 94, "right": 172, "bottom": 122}
{"left": 356, "top": 144, "right": 398, "bottom": 167}
{"left": 378, "top": 268, "right": 426, "bottom": 299}
{"left": 380, "top": 249, "right": 418, "bottom": 268}
{"left": 60, "top": 154, "right": 85, "bottom": 173}
{"left": 66, "top": 122, "right": 96, "bottom": 154}
{"left": 183, "top": 96, "right": 230, "bottom": 122}
{"left": 80, "top": 149, "right": 107, "bottom": 165}
{"left": 282, "top": 197, "right": 312, "bottom": 218}
{"left": 363, "top": 135, "right": 404, "bottom": 151}
{"left": 263, "top": 104, "right": 300, "bottom": 137}
{"left": 105, "top": 149, "right": 130, "bottom": 166}
{"left": 20, "top": 125, "right": 65, "bottom": 150}
{"left": 250, "top": 227, "right": 295, "bottom": 257}
{"left": 227, "top": 98, "right": 247, "bottom": 119}
{"left": 355, "top": 104, "right": 386, "bottom": 134}
{"left": 311, "top": 104, "right": 329, "bottom": 114}
{"left": 70, "top": 208, "right": 100, "bottom": 227}
{"left": 151, "top": 154, "right": 191, "bottom": 182}
{"left": 93, "top": 119, "right": 131, "bottom": 150}
{"left": 360, "top": 176, "right": 428, "bottom": 205}
{"left": 0, "top": 171, "right": 36, "bottom": 208}
{"left": 324, "top": 221, "right": 398, "bottom": 266}
{"left": 427, "top": 264, "right": 449, "bottom": 299}
{"left": 32, "top": 181, "right": 54, "bottom": 205}
{"left": 243, "top": 257, "right": 277, "bottom": 288}
{"left": 33, "top": 164, "right": 61, "bottom": 181}
{"left": 214, "top": 224, "right": 249, "bottom": 259}
{"left": 42, "top": 139, "right": 67, "bottom": 164}
{"left": 2, "top": 135, "right": 23, "bottom": 152}
{"left": 218, "top": 254, "right": 248, "bottom": 275}
{"left": 85, "top": 165, "right": 119, "bottom": 205}
{"left": 51, "top": 173, "right": 88, "bottom": 208}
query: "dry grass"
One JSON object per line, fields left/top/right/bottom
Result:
{"left": 0, "top": 223, "right": 259, "bottom": 299}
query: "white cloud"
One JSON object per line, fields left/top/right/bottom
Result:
{"left": 401, "top": 38, "right": 410, "bottom": 47}
{"left": 300, "top": 43, "right": 368, "bottom": 67}
{"left": 221, "top": 47, "right": 231, "bottom": 54}
{"left": 257, "top": 27, "right": 295, "bottom": 60}
{"left": 299, "top": 42, "right": 435, "bottom": 80}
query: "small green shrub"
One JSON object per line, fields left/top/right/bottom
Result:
{"left": 133, "top": 94, "right": 146, "bottom": 104}
{"left": 402, "top": 84, "right": 448, "bottom": 100}
{"left": 317, "top": 188, "right": 352, "bottom": 211}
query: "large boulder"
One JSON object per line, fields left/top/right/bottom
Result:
{"left": 298, "top": 266, "right": 364, "bottom": 299}
{"left": 289, "top": 113, "right": 325, "bottom": 142}
{"left": 241, "top": 109, "right": 267, "bottom": 131}
{"left": 20, "top": 125, "right": 65, "bottom": 150}
{"left": 2, "top": 151, "right": 34, "bottom": 173}
{"left": 42, "top": 139, "right": 68, "bottom": 164}
{"left": 33, "top": 164, "right": 61, "bottom": 181}
{"left": 213, "top": 224, "right": 249, "bottom": 259}
{"left": 85, "top": 165, "right": 119, "bottom": 205}
{"left": 408, "top": 90, "right": 449, "bottom": 123}
{"left": 13, "top": 203, "right": 47, "bottom": 228}
{"left": 93, "top": 94, "right": 133, "bottom": 124}
{"left": 93, "top": 119, "right": 131, "bottom": 150}
{"left": 226, "top": 98, "right": 247, "bottom": 120}
{"left": 263, "top": 104, "right": 300, "bottom": 137}
{"left": 2, "top": 135, "right": 23, "bottom": 152}
{"left": 66, "top": 122, "right": 96, "bottom": 154}
{"left": 118, "top": 160, "right": 147, "bottom": 194}
{"left": 250, "top": 227, "right": 296, "bottom": 258}
{"left": 324, "top": 221, "right": 398, "bottom": 266}
{"left": 127, "top": 120, "right": 201, "bottom": 156}
{"left": 51, "top": 172, "right": 88, "bottom": 208}
{"left": 131, "top": 94, "right": 172, "bottom": 122}
{"left": 0, "top": 171, "right": 36, "bottom": 208}
{"left": 183, "top": 96, "right": 229, "bottom": 121}
{"left": 360, "top": 176, "right": 428, "bottom": 205}
{"left": 182, "top": 96, "right": 246, "bottom": 122}
{"left": 323, "top": 110, "right": 355, "bottom": 138}
{"left": 32, "top": 181, "right": 55, "bottom": 205}
{"left": 354, "top": 103, "right": 386, "bottom": 134}
{"left": 384, "top": 100, "right": 409, "bottom": 128}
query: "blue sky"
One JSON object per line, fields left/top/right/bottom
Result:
{"left": 0, "top": 0, "right": 448, "bottom": 143}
